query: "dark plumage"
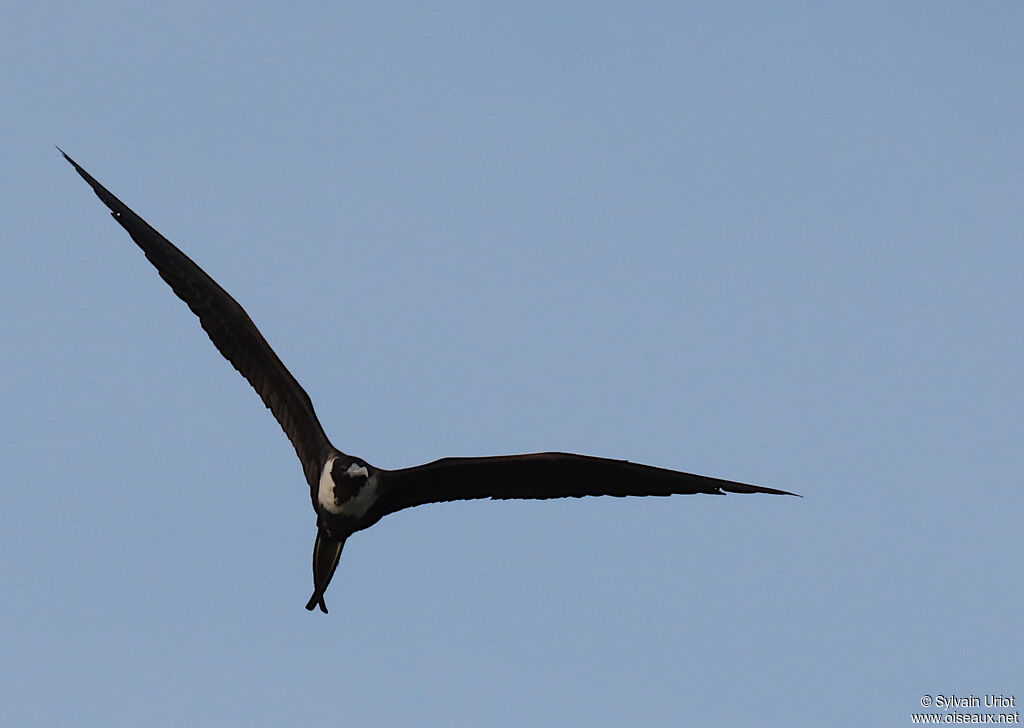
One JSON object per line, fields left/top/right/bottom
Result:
{"left": 61, "top": 149, "right": 798, "bottom": 613}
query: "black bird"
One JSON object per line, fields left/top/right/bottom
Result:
{"left": 61, "top": 150, "right": 798, "bottom": 613}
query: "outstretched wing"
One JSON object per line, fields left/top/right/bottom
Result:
{"left": 376, "top": 452, "right": 797, "bottom": 516}
{"left": 62, "top": 150, "right": 334, "bottom": 489}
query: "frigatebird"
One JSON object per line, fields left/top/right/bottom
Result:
{"left": 61, "top": 149, "right": 798, "bottom": 613}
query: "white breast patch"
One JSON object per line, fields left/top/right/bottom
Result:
{"left": 318, "top": 456, "right": 342, "bottom": 514}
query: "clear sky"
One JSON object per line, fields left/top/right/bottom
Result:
{"left": 2, "top": 3, "right": 1022, "bottom": 726}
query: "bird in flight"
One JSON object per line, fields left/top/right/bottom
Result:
{"left": 61, "top": 149, "right": 798, "bottom": 613}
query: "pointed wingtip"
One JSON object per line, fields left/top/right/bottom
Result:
{"left": 56, "top": 146, "right": 95, "bottom": 184}
{"left": 723, "top": 482, "right": 802, "bottom": 497}
{"left": 56, "top": 148, "right": 138, "bottom": 224}
{"left": 756, "top": 485, "right": 802, "bottom": 497}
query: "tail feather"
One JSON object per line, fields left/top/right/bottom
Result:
{"left": 305, "top": 530, "right": 346, "bottom": 613}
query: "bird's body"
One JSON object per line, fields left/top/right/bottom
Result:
{"left": 61, "top": 150, "right": 798, "bottom": 613}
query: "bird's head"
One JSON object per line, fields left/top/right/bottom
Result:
{"left": 317, "top": 455, "right": 373, "bottom": 517}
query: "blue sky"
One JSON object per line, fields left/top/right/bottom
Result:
{"left": 2, "top": 3, "right": 1022, "bottom": 725}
